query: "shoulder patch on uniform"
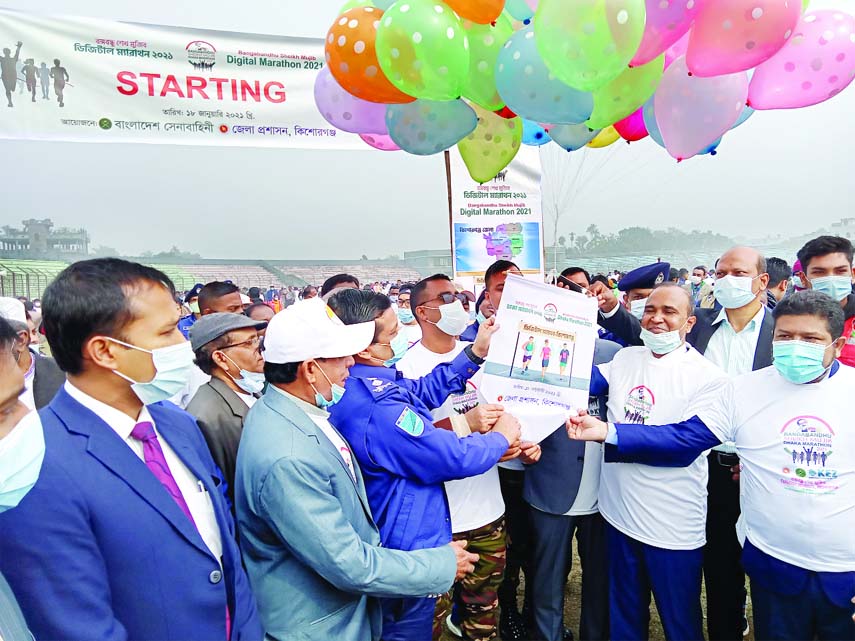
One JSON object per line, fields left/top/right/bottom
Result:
{"left": 367, "top": 377, "right": 394, "bottom": 395}
{"left": 395, "top": 407, "right": 425, "bottom": 437}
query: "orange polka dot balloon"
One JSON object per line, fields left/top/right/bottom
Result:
{"left": 445, "top": 0, "right": 504, "bottom": 25}
{"left": 325, "top": 7, "right": 415, "bottom": 104}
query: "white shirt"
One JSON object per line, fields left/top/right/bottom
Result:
{"left": 695, "top": 364, "right": 855, "bottom": 572}
{"left": 235, "top": 391, "right": 258, "bottom": 408}
{"left": 400, "top": 322, "right": 423, "bottom": 347}
{"left": 21, "top": 350, "right": 36, "bottom": 411}
{"left": 598, "top": 344, "right": 727, "bottom": 549}
{"left": 397, "top": 341, "right": 505, "bottom": 533}
{"left": 63, "top": 381, "right": 224, "bottom": 564}
{"left": 704, "top": 305, "right": 766, "bottom": 377}
{"left": 269, "top": 386, "right": 356, "bottom": 479}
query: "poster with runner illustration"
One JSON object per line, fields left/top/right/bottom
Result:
{"left": 480, "top": 274, "right": 598, "bottom": 443}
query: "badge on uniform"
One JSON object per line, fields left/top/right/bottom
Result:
{"left": 395, "top": 408, "right": 425, "bottom": 437}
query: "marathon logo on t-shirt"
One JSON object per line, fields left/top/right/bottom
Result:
{"left": 623, "top": 385, "right": 654, "bottom": 424}
{"left": 779, "top": 415, "right": 840, "bottom": 494}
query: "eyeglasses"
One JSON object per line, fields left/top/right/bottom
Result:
{"left": 421, "top": 292, "right": 469, "bottom": 307}
{"left": 398, "top": 297, "right": 411, "bottom": 308}
{"left": 220, "top": 336, "right": 261, "bottom": 351}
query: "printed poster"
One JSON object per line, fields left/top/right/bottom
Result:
{"left": 480, "top": 274, "right": 598, "bottom": 443}
{"left": 449, "top": 146, "right": 544, "bottom": 279}
{"left": 0, "top": 8, "right": 363, "bottom": 149}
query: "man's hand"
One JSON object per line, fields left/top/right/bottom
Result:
{"left": 491, "top": 413, "right": 521, "bottom": 447}
{"left": 472, "top": 316, "right": 499, "bottom": 359}
{"left": 566, "top": 409, "right": 609, "bottom": 442}
{"left": 499, "top": 438, "right": 522, "bottom": 462}
{"left": 450, "top": 540, "right": 479, "bottom": 580}
{"left": 465, "top": 404, "right": 504, "bottom": 433}
{"left": 519, "top": 441, "right": 542, "bottom": 464}
{"left": 587, "top": 281, "right": 618, "bottom": 314}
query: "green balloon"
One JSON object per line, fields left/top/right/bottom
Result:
{"left": 376, "top": 0, "right": 470, "bottom": 101}
{"left": 461, "top": 13, "right": 514, "bottom": 111}
{"left": 458, "top": 102, "right": 522, "bottom": 183}
{"left": 535, "top": 0, "right": 646, "bottom": 93}
{"left": 802, "top": 0, "right": 810, "bottom": 11}
{"left": 586, "top": 54, "right": 664, "bottom": 129}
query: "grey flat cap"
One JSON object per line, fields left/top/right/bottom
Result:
{"left": 189, "top": 313, "right": 268, "bottom": 351}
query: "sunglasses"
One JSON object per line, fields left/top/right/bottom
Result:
{"left": 421, "top": 292, "right": 469, "bottom": 307}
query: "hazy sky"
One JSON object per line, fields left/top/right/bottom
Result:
{"left": 2, "top": 0, "right": 854, "bottom": 260}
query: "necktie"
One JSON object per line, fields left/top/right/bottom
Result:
{"left": 130, "top": 421, "right": 195, "bottom": 526}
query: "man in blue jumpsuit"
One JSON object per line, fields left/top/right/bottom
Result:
{"left": 327, "top": 288, "right": 521, "bottom": 641}
{"left": 177, "top": 283, "right": 203, "bottom": 339}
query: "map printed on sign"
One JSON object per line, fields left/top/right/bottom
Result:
{"left": 479, "top": 274, "right": 598, "bottom": 444}
{"left": 484, "top": 223, "right": 524, "bottom": 261}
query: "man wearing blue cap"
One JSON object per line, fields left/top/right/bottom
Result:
{"left": 178, "top": 283, "right": 204, "bottom": 339}
{"left": 597, "top": 262, "right": 669, "bottom": 348}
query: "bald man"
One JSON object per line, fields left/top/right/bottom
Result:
{"left": 591, "top": 246, "right": 774, "bottom": 641}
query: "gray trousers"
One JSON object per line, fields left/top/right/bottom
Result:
{"left": 529, "top": 509, "right": 609, "bottom": 641}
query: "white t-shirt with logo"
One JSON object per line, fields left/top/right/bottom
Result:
{"left": 598, "top": 344, "right": 726, "bottom": 550}
{"left": 397, "top": 341, "right": 505, "bottom": 534}
{"left": 694, "top": 364, "right": 855, "bottom": 572}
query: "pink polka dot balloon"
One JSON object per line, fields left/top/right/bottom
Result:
{"left": 631, "top": 0, "right": 704, "bottom": 67}
{"left": 748, "top": 10, "right": 855, "bottom": 109}
{"left": 360, "top": 133, "right": 401, "bottom": 150}
{"left": 687, "top": 0, "right": 802, "bottom": 77}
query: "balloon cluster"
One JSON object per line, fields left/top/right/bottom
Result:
{"left": 316, "top": 0, "right": 855, "bottom": 179}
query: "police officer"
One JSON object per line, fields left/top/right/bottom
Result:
{"left": 593, "top": 262, "right": 670, "bottom": 347}
{"left": 178, "top": 283, "right": 203, "bottom": 339}
{"left": 326, "top": 288, "right": 521, "bottom": 641}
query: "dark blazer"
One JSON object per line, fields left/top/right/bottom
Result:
{"left": 599, "top": 304, "right": 774, "bottom": 370}
{"left": 524, "top": 338, "right": 623, "bottom": 514}
{"left": 32, "top": 352, "right": 65, "bottom": 409}
{"left": 0, "top": 388, "right": 263, "bottom": 641}
{"left": 186, "top": 376, "right": 254, "bottom": 510}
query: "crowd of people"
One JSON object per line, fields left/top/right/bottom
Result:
{"left": 0, "top": 234, "right": 852, "bottom": 641}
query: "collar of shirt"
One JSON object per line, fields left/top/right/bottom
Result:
{"left": 63, "top": 380, "right": 152, "bottom": 440}
{"left": 268, "top": 384, "right": 330, "bottom": 419}
{"left": 711, "top": 304, "right": 766, "bottom": 332}
{"left": 23, "top": 349, "right": 37, "bottom": 381}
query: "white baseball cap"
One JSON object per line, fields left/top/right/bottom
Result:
{"left": 263, "top": 298, "right": 374, "bottom": 364}
{"left": 0, "top": 297, "right": 26, "bottom": 324}
{"left": 239, "top": 293, "right": 251, "bottom": 305}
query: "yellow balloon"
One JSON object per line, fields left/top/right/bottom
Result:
{"left": 586, "top": 125, "right": 620, "bottom": 148}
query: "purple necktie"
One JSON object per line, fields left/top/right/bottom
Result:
{"left": 130, "top": 421, "right": 196, "bottom": 526}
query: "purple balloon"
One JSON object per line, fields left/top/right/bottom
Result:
{"left": 314, "top": 66, "right": 387, "bottom": 135}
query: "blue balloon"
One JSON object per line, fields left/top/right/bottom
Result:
{"left": 522, "top": 119, "right": 551, "bottom": 146}
{"left": 642, "top": 96, "right": 664, "bottom": 148}
{"left": 731, "top": 105, "right": 754, "bottom": 130}
{"left": 495, "top": 26, "right": 593, "bottom": 125}
{"left": 504, "top": 0, "right": 534, "bottom": 21}
{"left": 548, "top": 123, "right": 599, "bottom": 151}
{"left": 386, "top": 99, "right": 478, "bottom": 156}
{"left": 700, "top": 136, "right": 723, "bottom": 156}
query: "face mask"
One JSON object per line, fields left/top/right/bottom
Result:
{"left": 810, "top": 275, "right": 853, "bottom": 302}
{"left": 714, "top": 275, "right": 758, "bottom": 309}
{"left": 0, "top": 411, "right": 44, "bottom": 513}
{"left": 375, "top": 331, "right": 409, "bottom": 367}
{"left": 188, "top": 301, "right": 200, "bottom": 314}
{"left": 640, "top": 322, "right": 687, "bottom": 355}
{"left": 791, "top": 276, "right": 804, "bottom": 291}
{"left": 773, "top": 340, "right": 835, "bottom": 384}
{"left": 311, "top": 361, "right": 346, "bottom": 409}
{"left": 109, "top": 339, "right": 195, "bottom": 405}
{"left": 689, "top": 275, "right": 702, "bottom": 286}
{"left": 629, "top": 298, "right": 648, "bottom": 320}
{"left": 389, "top": 295, "right": 398, "bottom": 304}
{"left": 469, "top": 310, "right": 477, "bottom": 322}
{"left": 425, "top": 300, "right": 471, "bottom": 336}
{"left": 397, "top": 308, "right": 415, "bottom": 324}
{"left": 221, "top": 353, "right": 265, "bottom": 395}
{"left": 476, "top": 311, "right": 488, "bottom": 325}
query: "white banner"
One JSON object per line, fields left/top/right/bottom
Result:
{"left": 480, "top": 274, "right": 598, "bottom": 443}
{"left": 0, "top": 8, "right": 363, "bottom": 149}
{"left": 449, "top": 146, "right": 545, "bottom": 280}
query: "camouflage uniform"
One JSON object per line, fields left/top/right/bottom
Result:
{"left": 434, "top": 516, "right": 507, "bottom": 641}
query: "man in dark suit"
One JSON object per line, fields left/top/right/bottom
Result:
{"left": 0, "top": 297, "right": 65, "bottom": 409}
{"left": 524, "top": 338, "right": 621, "bottom": 641}
{"left": 589, "top": 246, "right": 772, "bottom": 641}
{"left": 0, "top": 258, "right": 262, "bottom": 641}
{"left": 187, "top": 313, "right": 268, "bottom": 512}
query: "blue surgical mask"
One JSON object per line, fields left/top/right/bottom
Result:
{"left": 810, "top": 275, "right": 853, "bottom": 302}
{"left": 0, "top": 411, "right": 45, "bottom": 513}
{"left": 311, "top": 361, "right": 346, "bottom": 409}
{"left": 714, "top": 275, "right": 758, "bottom": 309}
{"left": 109, "top": 339, "right": 195, "bottom": 405}
{"left": 773, "top": 340, "right": 834, "bottom": 384}
{"left": 469, "top": 310, "right": 477, "bottom": 322}
{"left": 378, "top": 331, "right": 409, "bottom": 367}
{"left": 476, "top": 311, "right": 488, "bottom": 325}
{"left": 629, "top": 298, "right": 647, "bottom": 320}
{"left": 222, "top": 354, "right": 265, "bottom": 395}
{"left": 397, "top": 308, "right": 415, "bottom": 324}
{"left": 639, "top": 323, "right": 686, "bottom": 355}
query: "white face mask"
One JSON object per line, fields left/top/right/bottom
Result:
{"left": 689, "top": 275, "right": 702, "bottom": 286}
{"left": 640, "top": 321, "right": 688, "bottom": 355}
{"left": 425, "top": 300, "right": 471, "bottom": 336}
{"left": 0, "top": 411, "right": 44, "bottom": 513}
{"left": 108, "top": 339, "right": 195, "bottom": 405}
{"left": 629, "top": 298, "right": 648, "bottom": 320}
{"left": 713, "top": 275, "right": 758, "bottom": 309}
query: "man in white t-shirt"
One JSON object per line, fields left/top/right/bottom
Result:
{"left": 397, "top": 274, "right": 537, "bottom": 641}
{"left": 569, "top": 290, "right": 855, "bottom": 641}
{"left": 585, "top": 283, "right": 727, "bottom": 641}
{"left": 397, "top": 285, "right": 423, "bottom": 347}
